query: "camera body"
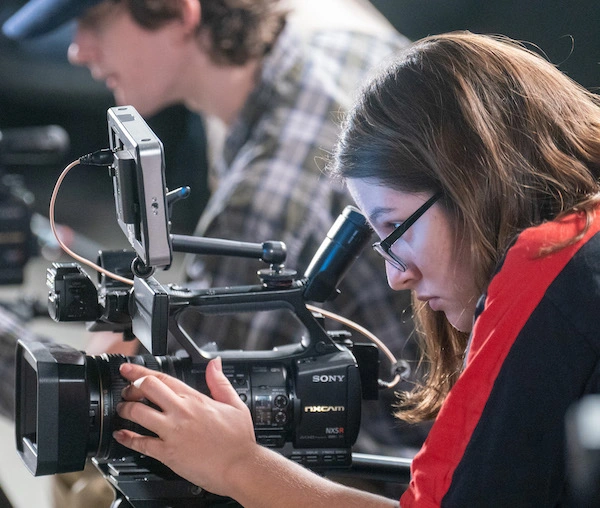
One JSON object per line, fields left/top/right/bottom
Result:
{"left": 15, "top": 106, "right": 381, "bottom": 506}
{"left": 17, "top": 331, "right": 374, "bottom": 476}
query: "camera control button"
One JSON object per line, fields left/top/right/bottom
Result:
{"left": 274, "top": 395, "right": 288, "bottom": 408}
{"left": 274, "top": 411, "right": 287, "bottom": 424}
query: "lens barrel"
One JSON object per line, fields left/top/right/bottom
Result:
{"left": 16, "top": 340, "right": 194, "bottom": 475}
{"left": 86, "top": 353, "right": 167, "bottom": 461}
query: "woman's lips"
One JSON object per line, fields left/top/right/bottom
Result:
{"left": 418, "top": 295, "right": 442, "bottom": 312}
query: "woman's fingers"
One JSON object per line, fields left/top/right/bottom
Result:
{"left": 116, "top": 396, "right": 166, "bottom": 436}
{"left": 120, "top": 362, "right": 189, "bottom": 392}
{"left": 205, "top": 357, "right": 248, "bottom": 410}
{"left": 112, "top": 357, "right": 258, "bottom": 493}
{"left": 116, "top": 364, "right": 204, "bottom": 438}
{"left": 119, "top": 362, "right": 207, "bottom": 409}
{"left": 112, "top": 428, "right": 163, "bottom": 460}
{"left": 116, "top": 358, "right": 242, "bottom": 440}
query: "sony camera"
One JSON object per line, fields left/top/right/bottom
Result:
{"left": 15, "top": 106, "right": 386, "bottom": 507}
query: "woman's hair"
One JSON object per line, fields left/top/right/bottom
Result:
{"left": 117, "top": 0, "right": 286, "bottom": 65}
{"left": 329, "top": 31, "right": 600, "bottom": 422}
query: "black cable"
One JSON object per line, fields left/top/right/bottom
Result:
{"left": 79, "top": 148, "right": 113, "bottom": 166}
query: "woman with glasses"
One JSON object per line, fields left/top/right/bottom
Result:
{"left": 113, "top": 31, "right": 600, "bottom": 506}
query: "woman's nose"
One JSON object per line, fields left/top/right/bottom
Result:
{"left": 386, "top": 261, "right": 417, "bottom": 291}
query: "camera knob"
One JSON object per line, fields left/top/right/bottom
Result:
{"left": 257, "top": 267, "right": 296, "bottom": 288}
{"left": 274, "top": 394, "right": 288, "bottom": 408}
{"left": 275, "top": 411, "right": 288, "bottom": 425}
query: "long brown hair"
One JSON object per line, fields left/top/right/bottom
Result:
{"left": 330, "top": 31, "right": 600, "bottom": 422}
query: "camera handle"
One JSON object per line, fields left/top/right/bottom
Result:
{"left": 129, "top": 273, "right": 340, "bottom": 361}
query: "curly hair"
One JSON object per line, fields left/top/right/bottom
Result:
{"left": 118, "top": 0, "right": 286, "bottom": 65}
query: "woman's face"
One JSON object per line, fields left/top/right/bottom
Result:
{"left": 347, "top": 178, "right": 480, "bottom": 332}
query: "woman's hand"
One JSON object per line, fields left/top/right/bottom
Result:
{"left": 113, "top": 357, "right": 257, "bottom": 496}
{"left": 114, "top": 358, "right": 400, "bottom": 508}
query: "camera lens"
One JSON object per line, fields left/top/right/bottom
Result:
{"left": 16, "top": 341, "right": 201, "bottom": 475}
{"left": 85, "top": 353, "right": 195, "bottom": 461}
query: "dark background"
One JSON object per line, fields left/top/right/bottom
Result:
{"left": 374, "top": 0, "right": 600, "bottom": 91}
{"left": 0, "top": 0, "right": 599, "bottom": 246}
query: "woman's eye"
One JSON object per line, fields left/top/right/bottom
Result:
{"left": 388, "top": 222, "right": 402, "bottom": 232}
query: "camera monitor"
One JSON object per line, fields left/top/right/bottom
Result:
{"left": 107, "top": 106, "right": 172, "bottom": 270}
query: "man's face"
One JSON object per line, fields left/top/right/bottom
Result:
{"left": 67, "top": 1, "right": 186, "bottom": 116}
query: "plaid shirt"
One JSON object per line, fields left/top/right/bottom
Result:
{"left": 183, "top": 24, "right": 416, "bottom": 362}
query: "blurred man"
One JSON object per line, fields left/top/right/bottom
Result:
{"left": 2, "top": 0, "right": 422, "bottom": 505}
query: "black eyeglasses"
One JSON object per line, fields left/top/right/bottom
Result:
{"left": 372, "top": 192, "right": 442, "bottom": 271}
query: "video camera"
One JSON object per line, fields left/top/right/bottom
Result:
{"left": 15, "top": 106, "right": 398, "bottom": 507}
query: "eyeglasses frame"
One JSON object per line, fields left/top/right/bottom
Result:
{"left": 372, "top": 192, "right": 442, "bottom": 271}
